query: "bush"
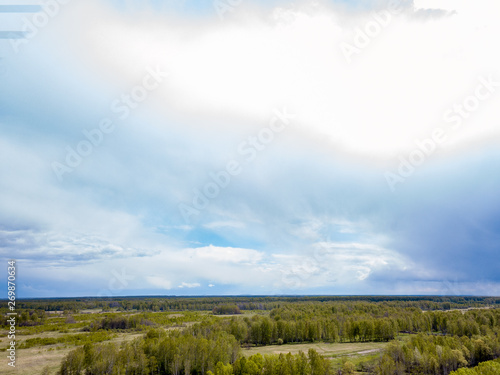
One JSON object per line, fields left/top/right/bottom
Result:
{"left": 213, "top": 305, "right": 241, "bottom": 315}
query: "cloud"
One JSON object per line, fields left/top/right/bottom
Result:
{"left": 0, "top": 0, "right": 499, "bottom": 297}
{"left": 274, "top": 241, "right": 409, "bottom": 288}
{"left": 0, "top": 228, "right": 155, "bottom": 264}
{"left": 186, "top": 245, "right": 264, "bottom": 264}
{"left": 46, "top": 0, "right": 499, "bottom": 160}
{"left": 146, "top": 276, "right": 173, "bottom": 290}
{"left": 178, "top": 282, "right": 201, "bottom": 288}
{"left": 203, "top": 221, "right": 245, "bottom": 229}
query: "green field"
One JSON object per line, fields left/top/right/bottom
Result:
{"left": 0, "top": 331, "right": 143, "bottom": 375}
{"left": 241, "top": 341, "right": 387, "bottom": 358}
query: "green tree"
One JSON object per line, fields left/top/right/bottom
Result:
{"left": 340, "top": 361, "right": 355, "bottom": 375}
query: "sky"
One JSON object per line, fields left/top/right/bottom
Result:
{"left": 0, "top": 0, "right": 499, "bottom": 298}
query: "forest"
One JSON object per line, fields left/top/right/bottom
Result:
{"left": 1, "top": 296, "right": 499, "bottom": 375}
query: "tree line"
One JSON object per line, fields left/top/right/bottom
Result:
{"left": 374, "top": 333, "right": 500, "bottom": 375}
{"left": 188, "top": 305, "right": 500, "bottom": 346}
{"left": 57, "top": 328, "right": 332, "bottom": 375}
{"left": 3, "top": 296, "right": 499, "bottom": 315}
{"left": 449, "top": 358, "right": 500, "bottom": 375}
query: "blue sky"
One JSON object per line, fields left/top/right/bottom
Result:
{"left": 0, "top": 0, "right": 499, "bottom": 298}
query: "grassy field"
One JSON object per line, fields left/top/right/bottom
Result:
{"left": 241, "top": 341, "right": 388, "bottom": 358}
{"left": 3, "top": 345, "right": 72, "bottom": 375}
{"left": 242, "top": 341, "right": 391, "bottom": 375}
{"left": 0, "top": 331, "right": 144, "bottom": 375}
{"left": 241, "top": 336, "right": 415, "bottom": 374}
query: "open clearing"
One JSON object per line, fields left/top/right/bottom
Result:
{"left": 0, "top": 331, "right": 144, "bottom": 375}
{"left": 241, "top": 341, "right": 387, "bottom": 358}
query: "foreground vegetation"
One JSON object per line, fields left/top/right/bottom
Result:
{"left": 1, "top": 296, "right": 499, "bottom": 374}
{"left": 449, "top": 358, "right": 500, "bottom": 374}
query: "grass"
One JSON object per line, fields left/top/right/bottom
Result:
{"left": 242, "top": 338, "right": 415, "bottom": 374}
{"left": 2, "top": 345, "right": 72, "bottom": 375}
{"left": 241, "top": 341, "right": 388, "bottom": 358}
{"left": 0, "top": 330, "right": 144, "bottom": 375}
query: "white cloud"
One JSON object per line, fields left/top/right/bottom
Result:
{"left": 274, "top": 241, "right": 409, "bottom": 288}
{"left": 51, "top": 0, "right": 500, "bottom": 160}
{"left": 147, "top": 276, "right": 173, "bottom": 290}
{"left": 178, "top": 282, "right": 201, "bottom": 288}
{"left": 186, "top": 245, "right": 264, "bottom": 264}
{"left": 203, "top": 221, "right": 245, "bottom": 229}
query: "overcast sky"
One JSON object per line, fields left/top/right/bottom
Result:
{"left": 0, "top": 0, "right": 499, "bottom": 298}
